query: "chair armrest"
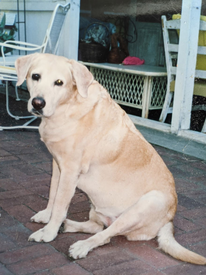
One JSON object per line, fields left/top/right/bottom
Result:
{"left": 0, "top": 40, "right": 45, "bottom": 52}
{"left": 0, "top": 41, "right": 46, "bottom": 65}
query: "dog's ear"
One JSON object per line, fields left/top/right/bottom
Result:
{"left": 69, "top": 60, "right": 94, "bottom": 98}
{"left": 15, "top": 53, "right": 39, "bottom": 86}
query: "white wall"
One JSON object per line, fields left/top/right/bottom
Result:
{"left": 1, "top": 0, "right": 80, "bottom": 59}
{"left": 1, "top": 0, "right": 66, "bottom": 44}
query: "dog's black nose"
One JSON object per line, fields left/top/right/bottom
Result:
{"left": 32, "top": 97, "right": 46, "bottom": 110}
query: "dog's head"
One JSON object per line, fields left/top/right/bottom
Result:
{"left": 15, "top": 53, "right": 94, "bottom": 117}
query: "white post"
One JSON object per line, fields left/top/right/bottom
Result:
{"left": 61, "top": 0, "right": 80, "bottom": 60}
{"left": 171, "top": 0, "right": 201, "bottom": 133}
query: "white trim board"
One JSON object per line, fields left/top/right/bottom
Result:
{"left": 1, "top": 1, "right": 67, "bottom": 11}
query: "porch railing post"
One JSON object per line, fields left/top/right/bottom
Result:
{"left": 171, "top": 0, "right": 201, "bottom": 133}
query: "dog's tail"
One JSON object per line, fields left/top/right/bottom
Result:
{"left": 158, "top": 222, "right": 206, "bottom": 265}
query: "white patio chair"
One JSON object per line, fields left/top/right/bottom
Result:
{"left": 0, "top": 67, "right": 37, "bottom": 129}
{"left": 159, "top": 15, "right": 206, "bottom": 133}
{"left": 0, "top": 2, "right": 70, "bottom": 130}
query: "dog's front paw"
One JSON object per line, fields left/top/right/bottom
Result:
{"left": 30, "top": 209, "right": 51, "bottom": 224}
{"left": 28, "top": 226, "right": 57, "bottom": 243}
{"left": 69, "top": 240, "right": 91, "bottom": 259}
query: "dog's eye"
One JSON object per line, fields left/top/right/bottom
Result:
{"left": 54, "top": 79, "right": 63, "bottom": 86}
{"left": 32, "top": 74, "right": 41, "bottom": 81}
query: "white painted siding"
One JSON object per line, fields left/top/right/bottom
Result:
{"left": 1, "top": 0, "right": 79, "bottom": 59}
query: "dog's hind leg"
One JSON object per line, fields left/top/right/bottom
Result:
{"left": 30, "top": 159, "right": 60, "bottom": 224}
{"left": 69, "top": 190, "right": 172, "bottom": 259}
{"left": 63, "top": 206, "right": 104, "bottom": 234}
{"left": 63, "top": 220, "right": 103, "bottom": 234}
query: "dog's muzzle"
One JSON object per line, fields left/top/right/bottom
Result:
{"left": 31, "top": 97, "right": 46, "bottom": 116}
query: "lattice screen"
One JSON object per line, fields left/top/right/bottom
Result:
{"left": 150, "top": 76, "right": 167, "bottom": 108}
{"left": 90, "top": 67, "right": 167, "bottom": 110}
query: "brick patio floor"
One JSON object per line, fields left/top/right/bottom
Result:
{"left": 0, "top": 130, "right": 206, "bottom": 275}
{"left": 0, "top": 89, "right": 206, "bottom": 274}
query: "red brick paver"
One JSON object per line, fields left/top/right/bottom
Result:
{"left": 0, "top": 130, "right": 206, "bottom": 274}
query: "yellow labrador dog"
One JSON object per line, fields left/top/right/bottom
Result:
{"left": 15, "top": 53, "right": 206, "bottom": 264}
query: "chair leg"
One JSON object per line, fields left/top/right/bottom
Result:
{"left": 159, "top": 90, "right": 173, "bottom": 122}
{"left": 5, "top": 81, "right": 34, "bottom": 120}
{"left": 0, "top": 80, "right": 39, "bottom": 130}
{"left": 201, "top": 118, "right": 206, "bottom": 133}
{"left": 15, "top": 85, "right": 20, "bottom": 101}
{"left": 0, "top": 118, "right": 38, "bottom": 130}
{"left": 5, "top": 81, "right": 19, "bottom": 120}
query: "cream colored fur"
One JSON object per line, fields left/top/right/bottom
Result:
{"left": 15, "top": 53, "right": 206, "bottom": 264}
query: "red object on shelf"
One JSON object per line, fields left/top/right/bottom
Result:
{"left": 123, "top": 56, "right": 145, "bottom": 65}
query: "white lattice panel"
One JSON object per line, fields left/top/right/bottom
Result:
{"left": 150, "top": 76, "right": 167, "bottom": 108}
{"left": 90, "top": 67, "right": 167, "bottom": 110}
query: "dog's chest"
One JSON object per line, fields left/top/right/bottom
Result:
{"left": 76, "top": 168, "right": 132, "bottom": 219}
